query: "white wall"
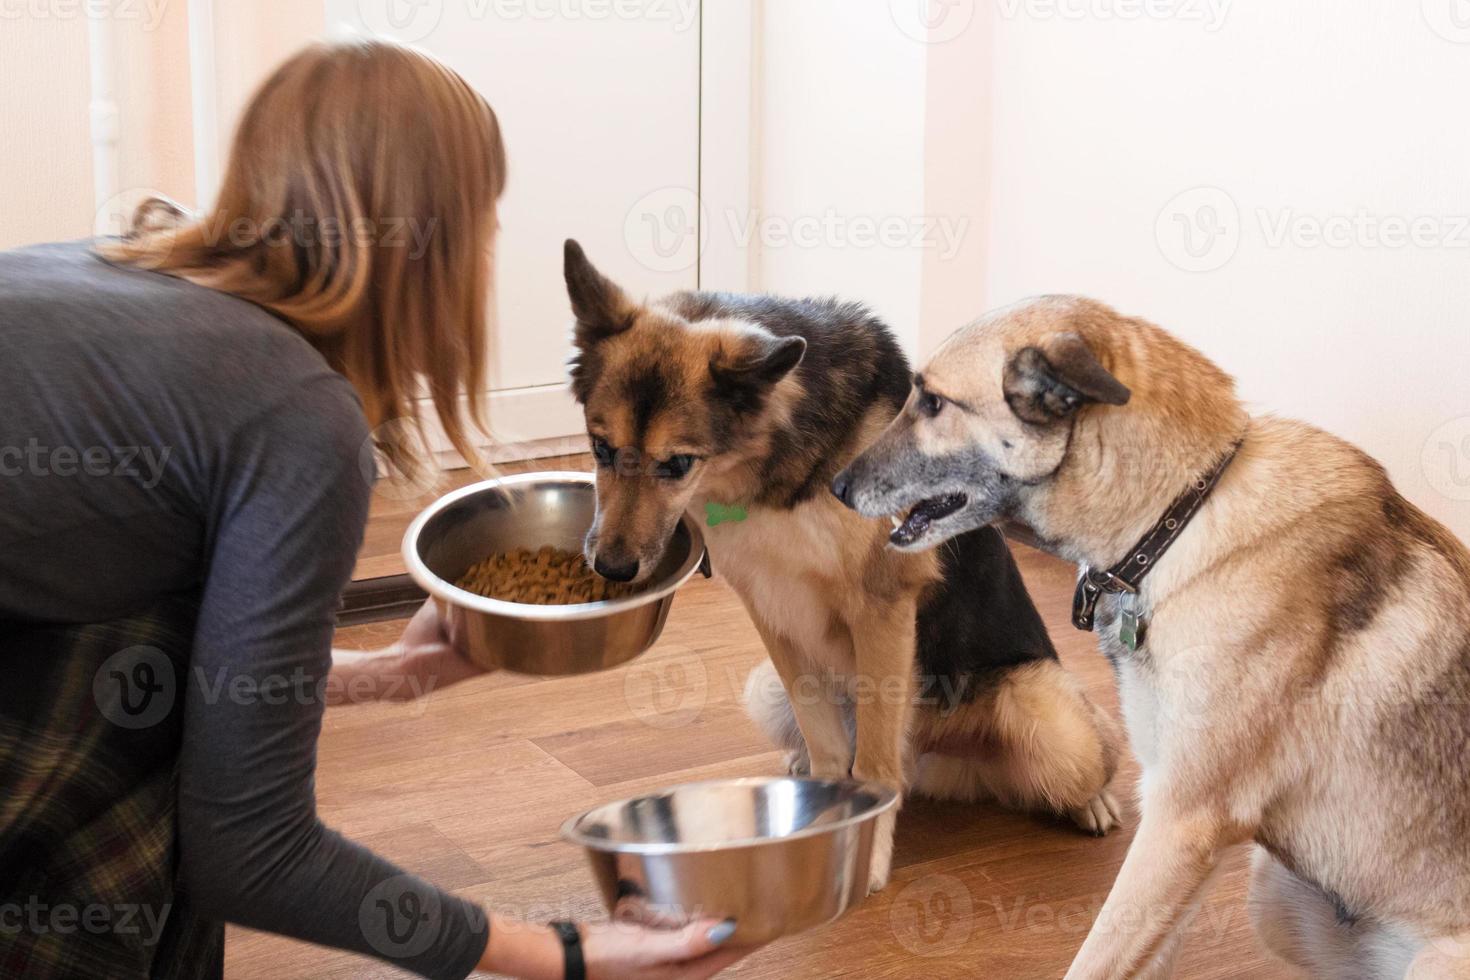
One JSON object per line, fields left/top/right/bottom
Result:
{"left": 211, "top": 2, "right": 326, "bottom": 197}
{"left": 749, "top": 2, "right": 996, "bottom": 362}
{"left": 0, "top": 16, "right": 96, "bottom": 248}
{"left": 754, "top": 0, "right": 930, "bottom": 355}
{"left": 918, "top": 0, "right": 993, "bottom": 354}
{"left": 9, "top": 2, "right": 1469, "bottom": 535}
{"left": 972, "top": 0, "right": 1470, "bottom": 541}
{"left": 0, "top": 1, "right": 304, "bottom": 250}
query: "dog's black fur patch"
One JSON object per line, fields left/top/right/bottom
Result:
{"left": 917, "top": 526, "right": 1060, "bottom": 709}
{"left": 1326, "top": 535, "right": 1410, "bottom": 637}
{"left": 621, "top": 363, "right": 674, "bottom": 441}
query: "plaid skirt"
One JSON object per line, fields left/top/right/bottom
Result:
{"left": 0, "top": 597, "right": 223, "bottom": 979}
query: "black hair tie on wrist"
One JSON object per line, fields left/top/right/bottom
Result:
{"left": 549, "top": 921, "right": 586, "bottom": 980}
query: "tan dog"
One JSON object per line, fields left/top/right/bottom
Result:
{"left": 563, "top": 243, "right": 1122, "bottom": 893}
{"left": 836, "top": 295, "right": 1470, "bottom": 977}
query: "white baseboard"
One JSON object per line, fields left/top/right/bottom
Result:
{"left": 481, "top": 382, "right": 587, "bottom": 445}
{"left": 415, "top": 382, "right": 589, "bottom": 467}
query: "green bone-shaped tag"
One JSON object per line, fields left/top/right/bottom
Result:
{"left": 705, "top": 502, "right": 748, "bottom": 527}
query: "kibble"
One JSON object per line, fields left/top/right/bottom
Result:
{"left": 455, "top": 545, "right": 642, "bottom": 605}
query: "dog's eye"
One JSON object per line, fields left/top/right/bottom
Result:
{"left": 652, "top": 454, "right": 696, "bottom": 480}
{"left": 918, "top": 392, "right": 944, "bottom": 418}
{"left": 591, "top": 437, "right": 615, "bottom": 467}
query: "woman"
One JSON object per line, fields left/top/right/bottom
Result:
{"left": 0, "top": 40, "right": 746, "bottom": 980}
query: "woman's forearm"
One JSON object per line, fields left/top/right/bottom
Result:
{"left": 328, "top": 601, "right": 487, "bottom": 706}
{"left": 479, "top": 916, "right": 563, "bottom": 980}
{"left": 326, "top": 646, "right": 432, "bottom": 705}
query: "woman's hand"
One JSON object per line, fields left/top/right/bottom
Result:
{"left": 327, "top": 600, "right": 488, "bottom": 705}
{"left": 582, "top": 918, "right": 746, "bottom": 980}
{"left": 392, "top": 597, "right": 486, "bottom": 690}
{"left": 480, "top": 915, "right": 748, "bottom": 980}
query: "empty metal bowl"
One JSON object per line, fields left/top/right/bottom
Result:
{"left": 402, "top": 472, "right": 706, "bottom": 675}
{"left": 562, "top": 777, "right": 900, "bottom": 944}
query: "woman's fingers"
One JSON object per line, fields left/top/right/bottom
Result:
{"left": 390, "top": 599, "right": 491, "bottom": 693}
{"left": 441, "top": 599, "right": 467, "bottom": 654}
{"left": 583, "top": 918, "right": 748, "bottom": 979}
{"left": 612, "top": 896, "right": 693, "bottom": 930}
{"left": 399, "top": 599, "right": 449, "bottom": 648}
{"left": 642, "top": 943, "right": 751, "bottom": 980}
{"left": 667, "top": 918, "right": 739, "bottom": 960}
{"left": 612, "top": 917, "right": 737, "bottom": 963}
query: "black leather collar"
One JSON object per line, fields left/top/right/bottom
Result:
{"left": 1072, "top": 442, "right": 1242, "bottom": 632}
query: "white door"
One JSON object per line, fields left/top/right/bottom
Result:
{"left": 327, "top": 0, "right": 704, "bottom": 450}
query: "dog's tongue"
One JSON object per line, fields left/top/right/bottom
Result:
{"left": 889, "top": 494, "right": 967, "bottom": 547}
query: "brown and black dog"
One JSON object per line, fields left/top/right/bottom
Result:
{"left": 837, "top": 295, "right": 1470, "bottom": 977}
{"left": 563, "top": 241, "right": 1121, "bottom": 892}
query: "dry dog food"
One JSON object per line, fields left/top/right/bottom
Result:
{"left": 456, "top": 545, "right": 642, "bottom": 604}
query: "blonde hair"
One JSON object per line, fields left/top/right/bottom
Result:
{"left": 101, "top": 39, "right": 506, "bottom": 480}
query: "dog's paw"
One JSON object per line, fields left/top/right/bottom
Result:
{"left": 868, "top": 865, "right": 891, "bottom": 894}
{"left": 866, "top": 810, "right": 897, "bottom": 894}
{"left": 783, "top": 748, "right": 811, "bottom": 777}
{"left": 1068, "top": 790, "right": 1122, "bottom": 837}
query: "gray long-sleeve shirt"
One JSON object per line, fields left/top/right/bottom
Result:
{"left": 0, "top": 241, "right": 488, "bottom": 978}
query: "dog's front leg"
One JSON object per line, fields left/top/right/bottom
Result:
{"left": 747, "top": 617, "right": 854, "bottom": 779}
{"left": 1064, "top": 797, "right": 1246, "bottom": 980}
{"left": 849, "top": 599, "right": 917, "bottom": 894}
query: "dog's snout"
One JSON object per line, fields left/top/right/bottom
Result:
{"left": 831, "top": 470, "right": 852, "bottom": 506}
{"left": 593, "top": 555, "right": 639, "bottom": 583}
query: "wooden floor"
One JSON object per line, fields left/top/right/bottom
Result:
{"left": 226, "top": 456, "right": 1296, "bottom": 979}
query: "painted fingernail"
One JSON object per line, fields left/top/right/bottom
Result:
{"left": 706, "top": 919, "right": 737, "bottom": 946}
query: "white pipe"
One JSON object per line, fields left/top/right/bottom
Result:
{"left": 87, "top": 11, "right": 121, "bottom": 234}
{"left": 747, "top": 0, "right": 764, "bottom": 293}
{"left": 187, "top": 0, "right": 220, "bottom": 208}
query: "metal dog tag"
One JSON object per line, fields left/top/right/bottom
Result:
{"left": 1119, "top": 595, "right": 1146, "bottom": 652}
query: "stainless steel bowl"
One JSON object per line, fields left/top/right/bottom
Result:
{"left": 562, "top": 777, "right": 900, "bottom": 944}
{"left": 402, "top": 472, "right": 706, "bottom": 676}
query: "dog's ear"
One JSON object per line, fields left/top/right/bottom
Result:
{"left": 710, "top": 333, "right": 807, "bottom": 398}
{"left": 564, "top": 239, "right": 636, "bottom": 347}
{"left": 1003, "top": 334, "right": 1131, "bottom": 424}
